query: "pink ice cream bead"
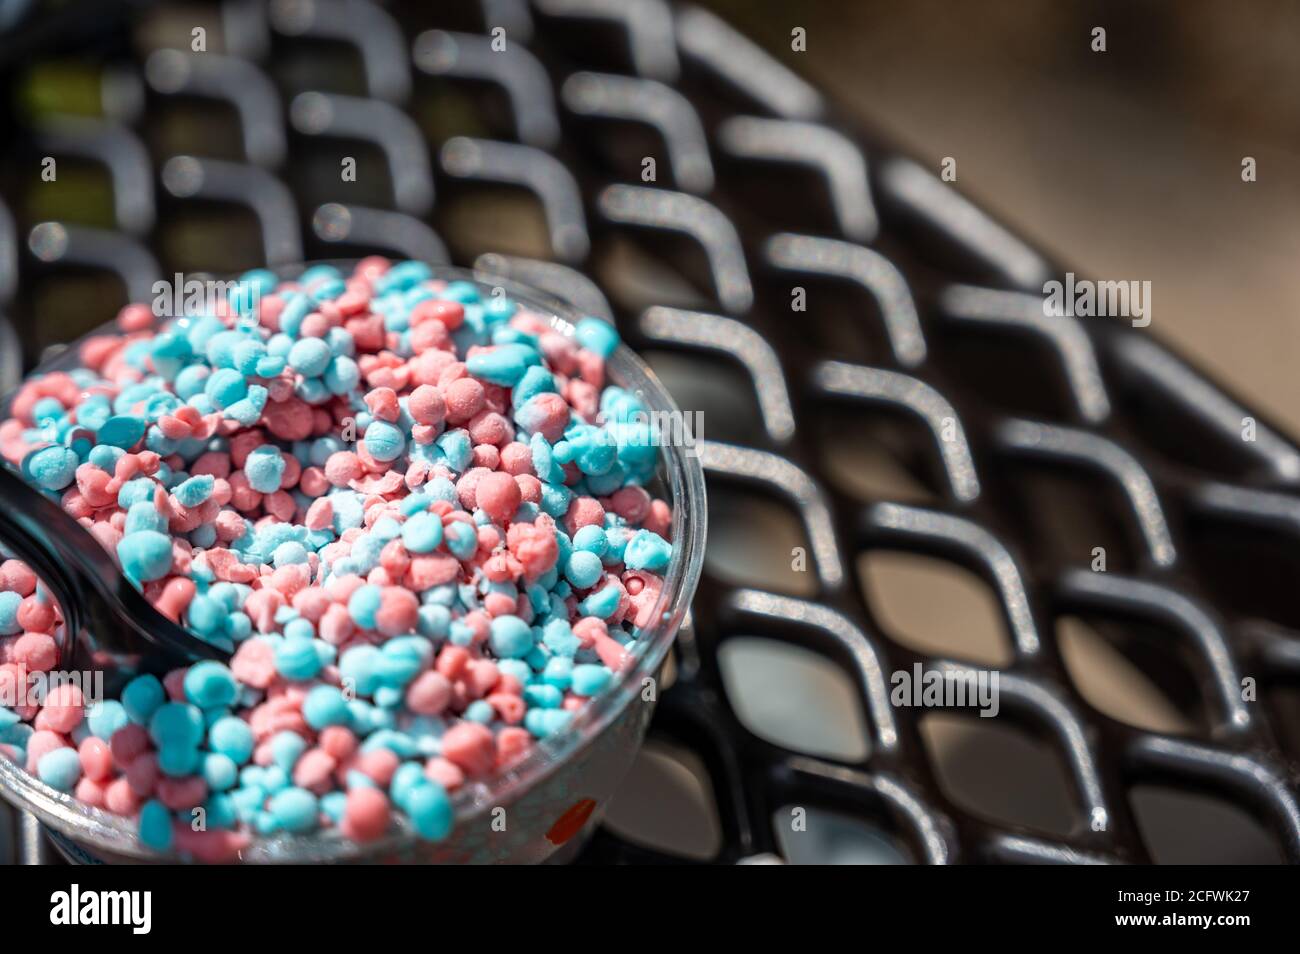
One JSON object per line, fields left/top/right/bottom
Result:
{"left": 341, "top": 787, "right": 391, "bottom": 842}
{"left": 406, "top": 670, "right": 453, "bottom": 715}
{"left": 13, "top": 632, "right": 58, "bottom": 672}
{"left": 35, "top": 683, "right": 84, "bottom": 734}
{"left": 475, "top": 470, "right": 522, "bottom": 525}
{"left": 440, "top": 722, "right": 496, "bottom": 777}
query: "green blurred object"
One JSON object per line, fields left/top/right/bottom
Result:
{"left": 18, "top": 62, "right": 105, "bottom": 119}
{"left": 24, "top": 165, "right": 115, "bottom": 228}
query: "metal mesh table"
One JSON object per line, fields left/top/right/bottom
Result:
{"left": 1, "top": 0, "right": 1297, "bottom": 865}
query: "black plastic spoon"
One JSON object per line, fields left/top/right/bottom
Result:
{"left": 0, "top": 465, "right": 230, "bottom": 690}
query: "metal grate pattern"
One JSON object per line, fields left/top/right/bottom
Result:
{"left": 1, "top": 0, "right": 1298, "bottom": 865}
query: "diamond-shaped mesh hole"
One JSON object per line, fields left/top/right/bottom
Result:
{"left": 919, "top": 712, "right": 1080, "bottom": 837}
{"left": 718, "top": 636, "right": 870, "bottom": 762}
{"left": 24, "top": 159, "right": 114, "bottom": 230}
{"left": 812, "top": 406, "right": 941, "bottom": 505}
{"left": 159, "top": 205, "right": 267, "bottom": 275}
{"left": 601, "top": 228, "right": 729, "bottom": 314}
{"left": 276, "top": 41, "right": 368, "bottom": 97}
{"left": 411, "top": 85, "right": 498, "bottom": 142}
{"left": 929, "top": 324, "right": 1077, "bottom": 422}
{"left": 722, "top": 162, "right": 844, "bottom": 240}
{"left": 1110, "top": 378, "right": 1261, "bottom": 483}
{"left": 152, "top": 100, "right": 247, "bottom": 162}
{"left": 706, "top": 484, "right": 817, "bottom": 596}
{"left": 754, "top": 273, "right": 892, "bottom": 368}
{"left": 1129, "top": 785, "right": 1284, "bottom": 864}
{"left": 642, "top": 350, "right": 768, "bottom": 448}
{"left": 578, "top": 119, "right": 679, "bottom": 191}
{"left": 857, "top": 551, "right": 1013, "bottom": 666}
{"left": 591, "top": 235, "right": 712, "bottom": 313}
{"left": 998, "top": 464, "right": 1140, "bottom": 574}
{"left": 602, "top": 738, "right": 722, "bottom": 862}
{"left": 1060, "top": 613, "right": 1212, "bottom": 734}
{"left": 291, "top": 141, "right": 394, "bottom": 210}
{"left": 1056, "top": 616, "right": 1194, "bottom": 735}
{"left": 28, "top": 271, "right": 128, "bottom": 354}
{"left": 1186, "top": 513, "right": 1300, "bottom": 631}
{"left": 438, "top": 188, "right": 553, "bottom": 262}
{"left": 773, "top": 805, "right": 912, "bottom": 865}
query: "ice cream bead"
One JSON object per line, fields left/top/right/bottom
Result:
{"left": 0, "top": 259, "right": 676, "bottom": 859}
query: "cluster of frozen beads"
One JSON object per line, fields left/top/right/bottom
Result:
{"left": 0, "top": 258, "right": 674, "bottom": 859}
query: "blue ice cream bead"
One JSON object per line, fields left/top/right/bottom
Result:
{"left": 575, "top": 317, "right": 620, "bottom": 359}
{"left": 149, "top": 702, "right": 205, "bottom": 749}
{"left": 183, "top": 660, "right": 239, "bottom": 709}
{"left": 324, "top": 355, "right": 360, "bottom": 394}
{"left": 26, "top": 445, "right": 79, "bottom": 490}
{"left": 302, "top": 685, "right": 351, "bottom": 730}
{"left": 400, "top": 511, "right": 444, "bottom": 553}
{"left": 231, "top": 339, "right": 267, "bottom": 375}
{"left": 139, "top": 799, "right": 175, "bottom": 851}
{"left": 489, "top": 615, "right": 534, "bottom": 659}
{"left": 320, "top": 791, "right": 347, "bottom": 825}
{"left": 117, "top": 530, "right": 174, "bottom": 582}
{"left": 175, "top": 364, "right": 210, "bottom": 399}
{"left": 543, "top": 619, "right": 581, "bottom": 657}
{"left": 209, "top": 716, "right": 255, "bottom": 765}
{"left": 270, "top": 730, "right": 307, "bottom": 772}
{"left": 623, "top": 529, "right": 672, "bottom": 572}
{"left": 186, "top": 595, "right": 225, "bottom": 637}
{"left": 203, "top": 368, "right": 248, "bottom": 409}
{"left": 203, "top": 753, "right": 239, "bottom": 792}
{"left": 37, "top": 747, "right": 82, "bottom": 791}
{"left": 523, "top": 684, "right": 562, "bottom": 709}
{"left": 244, "top": 445, "right": 286, "bottom": 494}
{"left": 268, "top": 787, "right": 319, "bottom": 834}
{"left": 121, "top": 674, "right": 166, "bottom": 724}
{"left": 390, "top": 762, "right": 427, "bottom": 810}
{"left": 542, "top": 656, "right": 574, "bottom": 690}
{"left": 205, "top": 792, "right": 239, "bottom": 830}
{"left": 98, "top": 415, "right": 146, "bottom": 449}
{"left": 465, "top": 343, "right": 540, "bottom": 386}
{"left": 578, "top": 582, "right": 622, "bottom": 620}
{"left": 348, "top": 584, "right": 382, "bottom": 630}
{"left": 571, "top": 664, "right": 614, "bottom": 697}
{"left": 0, "top": 592, "right": 21, "bottom": 635}
{"left": 288, "top": 337, "right": 332, "bottom": 378}
{"left": 363, "top": 420, "right": 406, "bottom": 462}
{"left": 339, "top": 644, "right": 381, "bottom": 697}
{"left": 158, "top": 744, "right": 201, "bottom": 777}
{"left": 124, "top": 500, "right": 167, "bottom": 536}
{"left": 524, "top": 707, "right": 573, "bottom": 739}
{"left": 414, "top": 604, "right": 451, "bottom": 642}
{"left": 406, "top": 781, "right": 453, "bottom": 841}
{"left": 463, "top": 699, "right": 495, "bottom": 723}
{"left": 262, "top": 765, "right": 290, "bottom": 793}
{"left": 86, "top": 700, "right": 129, "bottom": 739}
{"left": 272, "top": 541, "right": 309, "bottom": 567}
{"left": 571, "top": 524, "right": 608, "bottom": 556}
{"left": 274, "top": 636, "right": 323, "bottom": 681}
{"left": 444, "top": 521, "right": 478, "bottom": 559}
{"left": 564, "top": 550, "right": 604, "bottom": 589}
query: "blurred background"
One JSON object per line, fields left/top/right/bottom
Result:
{"left": 0, "top": 0, "right": 1297, "bottom": 864}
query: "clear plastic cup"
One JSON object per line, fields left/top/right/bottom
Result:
{"left": 0, "top": 262, "right": 706, "bottom": 863}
